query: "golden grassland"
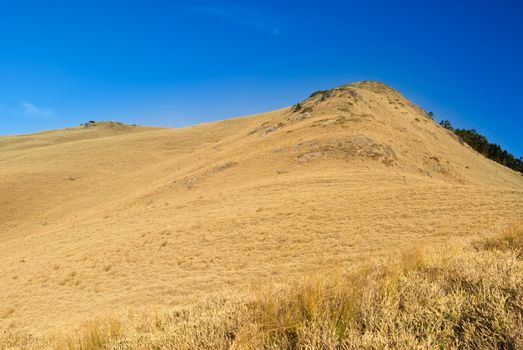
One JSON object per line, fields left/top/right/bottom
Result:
{"left": 1, "top": 81, "right": 522, "bottom": 348}
{"left": 2, "top": 222, "right": 522, "bottom": 349}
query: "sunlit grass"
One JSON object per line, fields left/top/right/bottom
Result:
{"left": 2, "top": 223, "right": 522, "bottom": 349}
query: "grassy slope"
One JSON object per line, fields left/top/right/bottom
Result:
{"left": 3, "top": 222, "right": 522, "bottom": 349}
{"left": 0, "top": 81, "right": 522, "bottom": 339}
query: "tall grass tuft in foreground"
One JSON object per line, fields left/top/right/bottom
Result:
{"left": 2, "top": 223, "right": 522, "bottom": 349}
{"left": 242, "top": 240, "right": 523, "bottom": 349}
{"left": 54, "top": 317, "right": 122, "bottom": 350}
{"left": 474, "top": 221, "right": 523, "bottom": 257}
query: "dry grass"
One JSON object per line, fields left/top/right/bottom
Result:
{"left": 54, "top": 317, "right": 123, "bottom": 350}
{"left": 1, "top": 81, "right": 522, "bottom": 342}
{"left": 3, "top": 223, "right": 521, "bottom": 349}
{"left": 474, "top": 221, "right": 523, "bottom": 257}
{"left": 235, "top": 230, "right": 523, "bottom": 349}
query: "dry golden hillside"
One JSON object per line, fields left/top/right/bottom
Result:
{"left": 1, "top": 81, "right": 522, "bottom": 342}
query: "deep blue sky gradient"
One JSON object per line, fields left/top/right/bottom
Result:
{"left": 0, "top": 0, "right": 521, "bottom": 155}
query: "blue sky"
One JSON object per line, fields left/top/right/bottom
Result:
{"left": 0, "top": 0, "right": 521, "bottom": 155}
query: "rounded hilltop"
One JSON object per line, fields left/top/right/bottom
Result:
{"left": 304, "top": 80, "right": 400, "bottom": 100}
{"left": 349, "top": 80, "right": 401, "bottom": 93}
{"left": 293, "top": 80, "right": 408, "bottom": 110}
{"left": 290, "top": 79, "right": 426, "bottom": 122}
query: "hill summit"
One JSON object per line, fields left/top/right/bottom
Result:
{"left": 0, "top": 81, "right": 522, "bottom": 334}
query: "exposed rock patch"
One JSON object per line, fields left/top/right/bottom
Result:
{"left": 249, "top": 122, "right": 285, "bottom": 136}
{"left": 212, "top": 162, "right": 237, "bottom": 173}
{"left": 81, "top": 121, "right": 134, "bottom": 129}
{"left": 310, "top": 113, "right": 373, "bottom": 128}
{"left": 424, "top": 156, "right": 449, "bottom": 175}
{"left": 294, "top": 135, "right": 396, "bottom": 165}
{"left": 185, "top": 176, "right": 197, "bottom": 189}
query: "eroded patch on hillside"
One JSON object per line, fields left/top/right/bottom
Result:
{"left": 249, "top": 122, "right": 285, "bottom": 136}
{"left": 293, "top": 135, "right": 396, "bottom": 165}
{"left": 310, "top": 113, "right": 373, "bottom": 128}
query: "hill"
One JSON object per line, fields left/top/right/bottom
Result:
{"left": 0, "top": 81, "right": 522, "bottom": 343}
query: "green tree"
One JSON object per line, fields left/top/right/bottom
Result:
{"left": 439, "top": 120, "right": 453, "bottom": 130}
{"left": 452, "top": 128, "right": 523, "bottom": 173}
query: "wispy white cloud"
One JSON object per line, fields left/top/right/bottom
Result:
{"left": 19, "top": 101, "right": 56, "bottom": 117}
{"left": 189, "top": 6, "right": 281, "bottom": 35}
